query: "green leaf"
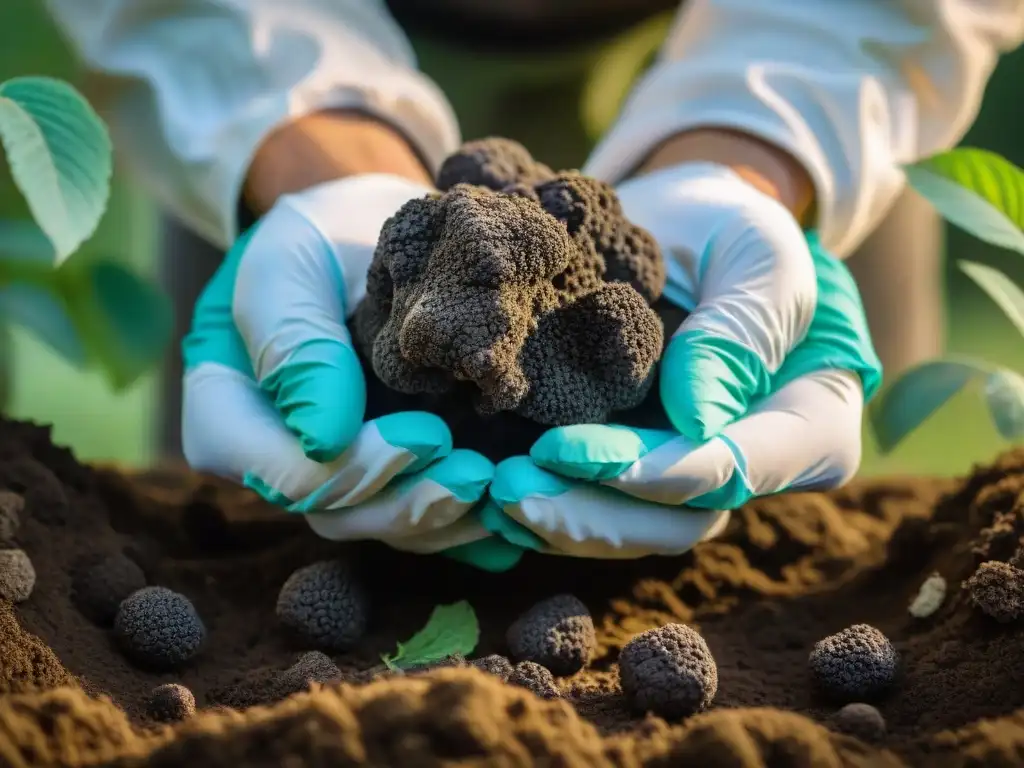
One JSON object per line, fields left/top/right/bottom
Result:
{"left": 904, "top": 147, "right": 1024, "bottom": 255}
{"left": 381, "top": 601, "right": 480, "bottom": 671}
{"left": 959, "top": 260, "right": 1024, "bottom": 337}
{"left": 869, "top": 357, "right": 992, "bottom": 453}
{"left": 0, "top": 77, "right": 113, "bottom": 264}
{"left": 984, "top": 369, "right": 1024, "bottom": 440}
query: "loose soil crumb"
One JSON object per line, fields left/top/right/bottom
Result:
{"left": 3, "top": 417, "right": 1024, "bottom": 766}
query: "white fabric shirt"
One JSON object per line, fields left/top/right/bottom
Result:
{"left": 43, "top": 0, "right": 1024, "bottom": 256}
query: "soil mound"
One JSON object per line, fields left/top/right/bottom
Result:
{"left": 2, "top": 416, "right": 1024, "bottom": 766}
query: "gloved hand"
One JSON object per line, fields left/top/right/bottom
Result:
{"left": 484, "top": 163, "right": 883, "bottom": 560}
{"left": 180, "top": 174, "right": 504, "bottom": 561}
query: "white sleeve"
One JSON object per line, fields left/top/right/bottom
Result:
{"left": 41, "top": 0, "right": 461, "bottom": 249}
{"left": 584, "top": 0, "right": 1024, "bottom": 258}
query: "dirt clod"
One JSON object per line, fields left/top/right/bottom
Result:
{"left": 809, "top": 624, "right": 898, "bottom": 703}
{"left": 0, "top": 548, "right": 35, "bottom": 603}
{"left": 966, "top": 560, "right": 1024, "bottom": 622}
{"left": 275, "top": 559, "right": 368, "bottom": 652}
{"left": 618, "top": 623, "right": 717, "bottom": 720}
{"left": 508, "top": 660, "right": 561, "bottom": 699}
{"left": 71, "top": 552, "right": 147, "bottom": 625}
{"left": 113, "top": 586, "right": 205, "bottom": 669}
{"left": 830, "top": 702, "right": 887, "bottom": 743}
{"left": 146, "top": 683, "right": 196, "bottom": 722}
{"left": 507, "top": 593, "right": 595, "bottom": 675}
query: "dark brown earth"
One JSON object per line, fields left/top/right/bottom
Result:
{"left": 3, "top": 415, "right": 1024, "bottom": 767}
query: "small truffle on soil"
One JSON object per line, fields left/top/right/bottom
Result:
{"left": 809, "top": 624, "right": 898, "bottom": 702}
{"left": 275, "top": 559, "right": 368, "bottom": 652}
{"left": 508, "top": 660, "right": 561, "bottom": 699}
{"left": 0, "top": 547, "right": 35, "bottom": 603}
{"left": 829, "top": 702, "right": 887, "bottom": 743}
{"left": 71, "top": 552, "right": 147, "bottom": 625}
{"left": 146, "top": 683, "right": 196, "bottom": 722}
{"left": 0, "top": 489, "right": 24, "bottom": 542}
{"left": 965, "top": 560, "right": 1024, "bottom": 623}
{"left": 507, "top": 593, "right": 596, "bottom": 676}
{"left": 471, "top": 654, "right": 514, "bottom": 682}
{"left": 618, "top": 623, "right": 718, "bottom": 720}
{"left": 113, "top": 586, "right": 205, "bottom": 669}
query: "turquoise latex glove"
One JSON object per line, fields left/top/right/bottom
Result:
{"left": 181, "top": 174, "right": 519, "bottom": 568}
{"left": 483, "top": 163, "right": 881, "bottom": 559}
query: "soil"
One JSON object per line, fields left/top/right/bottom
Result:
{"left": 3, "top": 416, "right": 1024, "bottom": 767}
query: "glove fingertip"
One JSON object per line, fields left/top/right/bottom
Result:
{"left": 269, "top": 339, "right": 367, "bottom": 462}
{"left": 373, "top": 411, "right": 453, "bottom": 474}
{"left": 661, "top": 331, "right": 766, "bottom": 440}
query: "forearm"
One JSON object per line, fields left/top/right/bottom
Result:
{"left": 243, "top": 110, "right": 433, "bottom": 218}
{"left": 587, "top": 0, "right": 1024, "bottom": 257}
{"left": 41, "top": 0, "right": 459, "bottom": 249}
{"left": 635, "top": 127, "right": 815, "bottom": 225}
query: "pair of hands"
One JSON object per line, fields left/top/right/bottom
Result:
{"left": 181, "top": 163, "right": 881, "bottom": 572}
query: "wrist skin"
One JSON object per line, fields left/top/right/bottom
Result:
{"left": 242, "top": 110, "right": 434, "bottom": 219}
{"left": 632, "top": 127, "right": 817, "bottom": 227}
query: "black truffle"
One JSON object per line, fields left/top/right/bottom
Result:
{"left": 71, "top": 553, "right": 147, "bottom": 625}
{"left": 353, "top": 138, "right": 666, "bottom": 428}
{"left": 508, "top": 660, "right": 561, "bottom": 699}
{"left": 965, "top": 560, "right": 1024, "bottom": 623}
{"left": 113, "top": 586, "right": 205, "bottom": 669}
{"left": 275, "top": 560, "right": 368, "bottom": 652}
{"left": 618, "top": 624, "right": 718, "bottom": 720}
{"left": 809, "top": 624, "right": 898, "bottom": 702}
{"left": 0, "top": 548, "right": 35, "bottom": 603}
{"left": 437, "top": 137, "right": 554, "bottom": 192}
{"left": 830, "top": 702, "right": 887, "bottom": 743}
{"left": 506, "top": 594, "right": 595, "bottom": 676}
{"left": 471, "top": 654, "right": 514, "bottom": 682}
{"left": 0, "top": 490, "right": 24, "bottom": 542}
{"left": 146, "top": 683, "right": 196, "bottom": 722}
{"left": 408, "top": 653, "right": 468, "bottom": 675}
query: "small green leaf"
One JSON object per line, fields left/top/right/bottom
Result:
{"left": 904, "top": 148, "right": 1024, "bottom": 255}
{"left": 984, "top": 369, "right": 1024, "bottom": 440}
{"left": 0, "top": 77, "right": 113, "bottom": 263}
{"left": 381, "top": 601, "right": 480, "bottom": 671}
{"left": 869, "top": 358, "right": 991, "bottom": 453}
{"left": 0, "top": 282, "right": 87, "bottom": 365}
{"left": 959, "top": 260, "right": 1024, "bottom": 337}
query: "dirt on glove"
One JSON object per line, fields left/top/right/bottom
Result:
{"left": 3, "top": 415, "right": 1024, "bottom": 767}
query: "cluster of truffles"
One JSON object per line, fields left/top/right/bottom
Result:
{"left": 353, "top": 137, "right": 667, "bottom": 427}
{"left": 808, "top": 624, "right": 898, "bottom": 702}
{"left": 0, "top": 491, "right": 34, "bottom": 605}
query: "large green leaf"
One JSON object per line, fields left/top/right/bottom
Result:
{"left": 904, "top": 148, "right": 1024, "bottom": 255}
{"left": 984, "top": 369, "right": 1024, "bottom": 441}
{"left": 869, "top": 358, "right": 991, "bottom": 453}
{"left": 0, "top": 77, "right": 112, "bottom": 264}
{"left": 959, "top": 260, "right": 1024, "bottom": 337}
{"left": 0, "top": 219, "right": 172, "bottom": 389}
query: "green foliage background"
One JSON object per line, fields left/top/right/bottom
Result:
{"left": 0, "top": 0, "right": 160, "bottom": 466}
{"left": 2, "top": 1, "right": 1024, "bottom": 477}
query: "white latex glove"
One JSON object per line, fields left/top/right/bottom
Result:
{"left": 181, "top": 174, "right": 495, "bottom": 554}
{"left": 487, "top": 163, "right": 882, "bottom": 559}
